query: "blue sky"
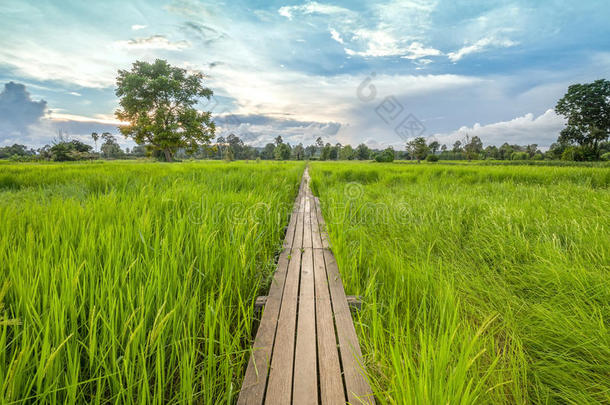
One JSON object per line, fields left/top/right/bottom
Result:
{"left": 1, "top": 0, "right": 609, "bottom": 149}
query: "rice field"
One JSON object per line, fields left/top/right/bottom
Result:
{"left": 309, "top": 162, "right": 610, "bottom": 404}
{"left": 1, "top": 160, "right": 609, "bottom": 404}
{"left": 0, "top": 160, "right": 305, "bottom": 404}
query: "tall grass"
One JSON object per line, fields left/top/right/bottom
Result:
{"left": 0, "top": 160, "right": 304, "bottom": 404}
{"left": 309, "top": 162, "right": 610, "bottom": 404}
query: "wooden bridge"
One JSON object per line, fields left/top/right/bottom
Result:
{"left": 238, "top": 168, "right": 374, "bottom": 405}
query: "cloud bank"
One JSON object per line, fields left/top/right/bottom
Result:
{"left": 0, "top": 81, "right": 47, "bottom": 136}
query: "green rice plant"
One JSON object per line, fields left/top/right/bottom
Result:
{"left": 0, "top": 160, "right": 305, "bottom": 404}
{"left": 310, "top": 162, "right": 610, "bottom": 404}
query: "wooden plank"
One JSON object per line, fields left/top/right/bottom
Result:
{"left": 242, "top": 166, "right": 375, "bottom": 405}
{"left": 293, "top": 248, "right": 317, "bottom": 405}
{"left": 284, "top": 171, "right": 307, "bottom": 249}
{"left": 292, "top": 212, "right": 304, "bottom": 249}
{"left": 283, "top": 207, "right": 298, "bottom": 249}
{"left": 311, "top": 196, "right": 323, "bottom": 249}
{"left": 302, "top": 198, "right": 313, "bottom": 249}
{"left": 239, "top": 172, "right": 306, "bottom": 404}
{"left": 255, "top": 295, "right": 362, "bottom": 311}
{"left": 313, "top": 248, "right": 345, "bottom": 405}
{"left": 265, "top": 248, "right": 302, "bottom": 404}
{"left": 314, "top": 197, "right": 330, "bottom": 249}
{"left": 323, "top": 249, "right": 374, "bottom": 405}
{"left": 238, "top": 248, "right": 292, "bottom": 405}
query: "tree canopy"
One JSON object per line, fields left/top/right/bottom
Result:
{"left": 555, "top": 79, "right": 610, "bottom": 159}
{"left": 115, "top": 59, "right": 215, "bottom": 162}
{"left": 406, "top": 137, "right": 429, "bottom": 162}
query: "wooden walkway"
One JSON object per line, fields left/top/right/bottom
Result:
{"left": 238, "top": 167, "right": 374, "bottom": 405}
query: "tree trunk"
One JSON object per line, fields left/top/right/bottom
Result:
{"left": 163, "top": 148, "right": 173, "bottom": 162}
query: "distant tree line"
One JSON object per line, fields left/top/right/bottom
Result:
{"left": 0, "top": 131, "right": 147, "bottom": 162}
{"left": 3, "top": 130, "right": 610, "bottom": 163}
{"left": 2, "top": 64, "right": 609, "bottom": 163}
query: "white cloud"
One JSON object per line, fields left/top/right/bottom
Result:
{"left": 208, "top": 59, "right": 482, "bottom": 125}
{"left": 431, "top": 109, "right": 564, "bottom": 147}
{"left": 329, "top": 28, "right": 344, "bottom": 44}
{"left": 131, "top": 24, "right": 147, "bottom": 31}
{"left": 281, "top": 1, "right": 439, "bottom": 60}
{"left": 49, "top": 112, "right": 123, "bottom": 126}
{"left": 448, "top": 36, "right": 518, "bottom": 62}
{"left": 278, "top": 2, "right": 351, "bottom": 20}
{"left": 0, "top": 44, "right": 117, "bottom": 88}
{"left": 0, "top": 82, "right": 47, "bottom": 137}
{"left": 344, "top": 30, "right": 441, "bottom": 58}
{"left": 215, "top": 116, "right": 342, "bottom": 147}
{"left": 400, "top": 42, "right": 442, "bottom": 60}
{"left": 112, "top": 35, "right": 190, "bottom": 51}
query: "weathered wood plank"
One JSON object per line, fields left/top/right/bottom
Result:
{"left": 239, "top": 170, "right": 306, "bottom": 405}
{"left": 237, "top": 248, "right": 292, "bottom": 405}
{"left": 293, "top": 247, "right": 317, "bottom": 404}
{"left": 314, "top": 197, "right": 330, "bottom": 249}
{"left": 283, "top": 204, "right": 298, "bottom": 249}
{"left": 254, "top": 295, "right": 362, "bottom": 312}
{"left": 303, "top": 199, "right": 313, "bottom": 249}
{"left": 323, "top": 249, "right": 374, "bottom": 405}
{"left": 241, "top": 166, "right": 374, "bottom": 405}
{"left": 311, "top": 196, "right": 323, "bottom": 249}
{"left": 313, "top": 248, "right": 345, "bottom": 405}
{"left": 292, "top": 212, "right": 304, "bottom": 249}
{"left": 265, "top": 248, "right": 302, "bottom": 404}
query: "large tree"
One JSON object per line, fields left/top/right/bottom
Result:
{"left": 355, "top": 143, "right": 370, "bottom": 160}
{"left": 463, "top": 135, "right": 483, "bottom": 161}
{"left": 274, "top": 142, "right": 291, "bottom": 160}
{"left": 406, "top": 137, "right": 429, "bottom": 162}
{"left": 115, "top": 59, "right": 215, "bottom": 162}
{"left": 100, "top": 133, "right": 125, "bottom": 159}
{"left": 293, "top": 143, "right": 305, "bottom": 160}
{"left": 339, "top": 144, "right": 355, "bottom": 160}
{"left": 555, "top": 79, "right": 610, "bottom": 159}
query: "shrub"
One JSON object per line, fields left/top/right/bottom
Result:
{"left": 601, "top": 152, "right": 610, "bottom": 161}
{"left": 375, "top": 148, "right": 395, "bottom": 163}
{"left": 561, "top": 146, "right": 585, "bottom": 161}
{"left": 426, "top": 154, "right": 439, "bottom": 162}
{"left": 511, "top": 151, "right": 528, "bottom": 160}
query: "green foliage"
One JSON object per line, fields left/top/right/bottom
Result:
{"left": 310, "top": 162, "right": 610, "bottom": 404}
{"left": 320, "top": 143, "right": 332, "bottom": 160}
{"left": 375, "top": 147, "right": 395, "bottom": 162}
{"left": 406, "top": 137, "right": 429, "bottom": 162}
{"left": 561, "top": 146, "right": 585, "bottom": 161}
{"left": 339, "top": 144, "right": 355, "bottom": 160}
{"left": 115, "top": 59, "right": 215, "bottom": 162}
{"left": 601, "top": 152, "right": 610, "bottom": 161}
{"left": 258, "top": 143, "right": 273, "bottom": 159}
{"left": 428, "top": 140, "right": 440, "bottom": 154}
{"left": 100, "top": 133, "right": 125, "bottom": 159}
{"left": 355, "top": 143, "right": 371, "bottom": 160}
{"left": 511, "top": 151, "right": 529, "bottom": 160}
{"left": 49, "top": 140, "right": 93, "bottom": 161}
{"left": 0, "top": 161, "right": 305, "bottom": 403}
{"left": 463, "top": 135, "right": 483, "bottom": 160}
{"left": 274, "top": 142, "right": 291, "bottom": 160}
{"left": 0, "top": 144, "right": 35, "bottom": 159}
{"left": 555, "top": 79, "right": 610, "bottom": 158}
{"left": 426, "top": 154, "right": 439, "bottom": 162}
{"left": 292, "top": 143, "right": 305, "bottom": 160}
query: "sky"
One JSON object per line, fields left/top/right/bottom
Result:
{"left": 1, "top": 0, "right": 610, "bottom": 150}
